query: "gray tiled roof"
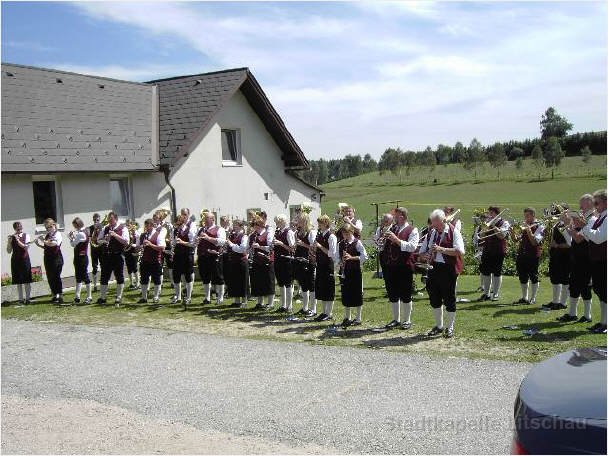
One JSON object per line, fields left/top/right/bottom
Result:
{"left": 149, "top": 69, "right": 308, "bottom": 169}
{"left": 1, "top": 63, "right": 158, "bottom": 173}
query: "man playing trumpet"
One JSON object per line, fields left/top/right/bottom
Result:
{"left": 478, "top": 207, "right": 510, "bottom": 301}
{"left": 513, "top": 208, "right": 545, "bottom": 305}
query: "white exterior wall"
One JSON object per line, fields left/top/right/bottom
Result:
{"left": 168, "top": 90, "right": 321, "bottom": 222}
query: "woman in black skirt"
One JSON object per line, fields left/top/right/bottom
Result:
{"left": 6, "top": 221, "right": 32, "bottom": 304}
{"left": 68, "top": 217, "right": 92, "bottom": 304}
{"left": 338, "top": 223, "right": 367, "bottom": 327}
{"left": 35, "top": 218, "right": 64, "bottom": 304}
{"left": 224, "top": 219, "right": 249, "bottom": 307}
{"left": 313, "top": 215, "right": 338, "bottom": 322}
{"left": 249, "top": 215, "right": 275, "bottom": 310}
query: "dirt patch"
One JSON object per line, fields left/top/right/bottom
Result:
{"left": 1, "top": 395, "right": 335, "bottom": 454}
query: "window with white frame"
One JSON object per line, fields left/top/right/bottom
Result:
{"left": 221, "top": 129, "right": 242, "bottom": 165}
{"left": 32, "top": 177, "right": 64, "bottom": 230}
{"left": 109, "top": 177, "right": 132, "bottom": 219}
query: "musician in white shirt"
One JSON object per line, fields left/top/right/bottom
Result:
{"left": 96, "top": 211, "right": 129, "bottom": 305}
{"left": 273, "top": 214, "right": 297, "bottom": 312}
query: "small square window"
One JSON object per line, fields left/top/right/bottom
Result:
{"left": 221, "top": 129, "right": 241, "bottom": 165}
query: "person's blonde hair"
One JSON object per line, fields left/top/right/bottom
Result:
{"left": 44, "top": 218, "right": 56, "bottom": 228}
{"left": 341, "top": 223, "right": 355, "bottom": 234}
{"left": 274, "top": 214, "right": 288, "bottom": 225}
{"left": 317, "top": 214, "right": 331, "bottom": 228}
{"left": 298, "top": 213, "right": 312, "bottom": 231}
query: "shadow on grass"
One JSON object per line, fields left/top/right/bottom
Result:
{"left": 362, "top": 332, "right": 435, "bottom": 349}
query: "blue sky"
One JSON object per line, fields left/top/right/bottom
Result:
{"left": 2, "top": 1, "right": 606, "bottom": 160}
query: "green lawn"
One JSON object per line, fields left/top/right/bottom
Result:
{"left": 321, "top": 156, "right": 606, "bottom": 237}
{"left": 2, "top": 272, "right": 605, "bottom": 363}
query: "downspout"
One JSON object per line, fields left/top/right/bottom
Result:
{"left": 162, "top": 166, "right": 177, "bottom": 216}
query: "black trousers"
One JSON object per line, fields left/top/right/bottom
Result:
{"left": 315, "top": 263, "right": 335, "bottom": 301}
{"left": 198, "top": 254, "right": 224, "bottom": 285}
{"left": 569, "top": 258, "right": 592, "bottom": 300}
{"left": 44, "top": 254, "right": 63, "bottom": 296}
{"left": 73, "top": 255, "right": 90, "bottom": 284}
{"left": 516, "top": 254, "right": 540, "bottom": 284}
{"left": 225, "top": 259, "right": 249, "bottom": 298}
{"left": 549, "top": 249, "right": 570, "bottom": 285}
{"left": 479, "top": 252, "right": 505, "bottom": 276}
{"left": 591, "top": 260, "right": 607, "bottom": 303}
{"left": 426, "top": 262, "right": 457, "bottom": 312}
{"left": 383, "top": 264, "right": 413, "bottom": 303}
{"left": 294, "top": 260, "right": 315, "bottom": 292}
{"left": 100, "top": 252, "right": 125, "bottom": 285}
{"left": 90, "top": 247, "right": 102, "bottom": 275}
{"left": 124, "top": 252, "right": 138, "bottom": 274}
{"left": 274, "top": 256, "right": 294, "bottom": 287}
{"left": 341, "top": 267, "right": 363, "bottom": 307}
{"left": 140, "top": 261, "right": 162, "bottom": 286}
{"left": 250, "top": 261, "right": 275, "bottom": 296}
{"left": 173, "top": 253, "right": 194, "bottom": 283}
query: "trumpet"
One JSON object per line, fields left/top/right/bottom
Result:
{"left": 445, "top": 208, "right": 461, "bottom": 224}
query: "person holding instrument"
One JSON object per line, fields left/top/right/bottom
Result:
{"left": 418, "top": 209, "right": 464, "bottom": 338}
{"left": 35, "top": 218, "right": 64, "bottom": 304}
{"left": 513, "top": 208, "right": 545, "bottom": 305}
{"left": 313, "top": 214, "right": 338, "bottom": 322}
{"left": 88, "top": 213, "right": 103, "bottom": 292}
{"left": 337, "top": 223, "right": 367, "bottom": 328}
{"left": 478, "top": 206, "right": 510, "bottom": 302}
{"left": 68, "top": 217, "right": 92, "bottom": 304}
{"left": 294, "top": 212, "right": 317, "bottom": 317}
{"left": 96, "top": 211, "right": 129, "bottom": 306}
{"left": 273, "top": 214, "right": 296, "bottom": 313}
{"left": 248, "top": 214, "right": 275, "bottom": 310}
{"left": 224, "top": 219, "right": 249, "bottom": 308}
{"left": 6, "top": 221, "right": 32, "bottom": 304}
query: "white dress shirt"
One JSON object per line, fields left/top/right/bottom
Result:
{"left": 69, "top": 229, "right": 88, "bottom": 247}
{"left": 395, "top": 222, "right": 420, "bottom": 252}
{"left": 338, "top": 238, "right": 368, "bottom": 265}
{"left": 7, "top": 233, "right": 31, "bottom": 253}
{"left": 255, "top": 228, "right": 274, "bottom": 252}
{"left": 530, "top": 221, "right": 545, "bottom": 244}
{"left": 319, "top": 229, "right": 338, "bottom": 261}
{"left": 582, "top": 210, "right": 607, "bottom": 245}
{"left": 136, "top": 228, "right": 166, "bottom": 248}
{"left": 46, "top": 230, "right": 62, "bottom": 246}
{"left": 419, "top": 224, "right": 465, "bottom": 263}
{"left": 229, "top": 232, "right": 249, "bottom": 254}
{"left": 97, "top": 223, "right": 129, "bottom": 244}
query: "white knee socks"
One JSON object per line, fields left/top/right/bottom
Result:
{"left": 75, "top": 283, "right": 82, "bottom": 299}
{"left": 492, "top": 276, "right": 502, "bottom": 296}
{"left": 279, "top": 286, "right": 286, "bottom": 308}
{"left": 216, "top": 284, "right": 225, "bottom": 304}
{"left": 568, "top": 297, "right": 578, "bottom": 317}
{"left": 185, "top": 282, "right": 193, "bottom": 300}
{"left": 530, "top": 282, "right": 539, "bottom": 303}
{"left": 355, "top": 305, "right": 362, "bottom": 322}
{"left": 482, "top": 275, "right": 492, "bottom": 295}
{"left": 154, "top": 284, "right": 161, "bottom": 300}
{"left": 174, "top": 282, "right": 182, "bottom": 298}
{"left": 116, "top": 283, "right": 124, "bottom": 300}
{"left": 85, "top": 283, "right": 92, "bottom": 299}
{"left": 520, "top": 282, "right": 529, "bottom": 301}
{"left": 24, "top": 283, "right": 31, "bottom": 301}
{"left": 17, "top": 284, "right": 24, "bottom": 302}
{"left": 584, "top": 299, "right": 592, "bottom": 320}
{"left": 324, "top": 300, "right": 334, "bottom": 317}
{"left": 286, "top": 286, "right": 293, "bottom": 311}
{"left": 204, "top": 283, "right": 211, "bottom": 302}
{"left": 100, "top": 284, "right": 108, "bottom": 299}
{"left": 92, "top": 273, "right": 98, "bottom": 288}
{"left": 391, "top": 301, "right": 400, "bottom": 321}
{"left": 446, "top": 311, "right": 456, "bottom": 330}
{"left": 266, "top": 294, "right": 274, "bottom": 307}
{"left": 600, "top": 301, "right": 607, "bottom": 325}
{"left": 310, "top": 293, "right": 317, "bottom": 314}
{"left": 552, "top": 284, "right": 561, "bottom": 303}
{"left": 560, "top": 285, "right": 569, "bottom": 305}
{"left": 344, "top": 307, "right": 352, "bottom": 320}
{"left": 400, "top": 301, "right": 413, "bottom": 324}
{"left": 302, "top": 291, "right": 309, "bottom": 311}
{"left": 142, "top": 284, "right": 149, "bottom": 299}
{"left": 257, "top": 296, "right": 263, "bottom": 306}
{"left": 432, "top": 307, "right": 443, "bottom": 329}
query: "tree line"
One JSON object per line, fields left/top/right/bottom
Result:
{"left": 299, "top": 107, "right": 606, "bottom": 185}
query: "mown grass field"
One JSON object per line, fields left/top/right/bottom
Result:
{"left": 321, "top": 155, "right": 606, "bottom": 237}
{"left": 2, "top": 271, "right": 605, "bottom": 363}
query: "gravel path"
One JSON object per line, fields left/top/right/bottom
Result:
{"left": 2, "top": 319, "right": 530, "bottom": 454}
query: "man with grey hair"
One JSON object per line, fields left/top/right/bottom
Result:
{"left": 419, "top": 208, "right": 465, "bottom": 338}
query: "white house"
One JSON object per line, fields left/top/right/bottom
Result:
{"left": 1, "top": 63, "right": 322, "bottom": 283}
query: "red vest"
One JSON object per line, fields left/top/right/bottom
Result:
{"left": 295, "top": 230, "right": 311, "bottom": 259}
{"left": 174, "top": 221, "right": 193, "bottom": 256}
{"left": 482, "top": 219, "right": 508, "bottom": 255}
{"left": 103, "top": 224, "right": 125, "bottom": 254}
{"left": 315, "top": 230, "right": 333, "bottom": 268}
{"left": 249, "top": 229, "right": 274, "bottom": 264}
{"left": 589, "top": 214, "right": 607, "bottom": 262}
{"left": 383, "top": 224, "right": 415, "bottom": 269}
{"left": 274, "top": 228, "right": 292, "bottom": 256}
{"left": 339, "top": 239, "right": 361, "bottom": 274}
{"left": 43, "top": 231, "right": 62, "bottom": 258}
{"left": 11, "top": 233, "right": 29, "bottom": 260}
{"left": 197, "top": 225, "right": 219, "bottom": 256}
{"left": 227, "top": 230, "right": 247, "bottom": 263}
{"left": 431, "top": 225, "right": 463, "bottom": 275}
{"left": 141, "top": 229, "right": 162, "bottom": 264}
{"left": 74, "top": 230, "right": 89, "bottom": 257}
{"left": 518, "top": 223, "right": 542, "bottom": 259}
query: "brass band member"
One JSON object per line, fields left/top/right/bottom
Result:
{"left": 338, "top": 223, "right": 368, "bottom": 327}
{"left": 337, "top": 205, "right": 363, "bottom": 240}
{"left": 35, "top": 218, "right": 64, "bottom": 304}
{"left": 273, "top": 214, "right": 296, "bottom": 313}
{"left": 137, "top": 218, "right": 166, "bottom": 304}
{"left": 382, "top": 207, "right": 419, "bottom": 330}
{"left": 513, "top": 208, "right": 545, "bottom": 305}
{"left": 6, "top": 221, "right": 32, "bottom": 304}
{"left": 69, "top": 217, "right": 92, "bottom": 304}
{"left": 478, "top": 207, "right": 510, "bottom": 301}
{"left": 123, "top": 219, "right": 140, "bottom": 290}
{"left": 196, "top": 212, "right": 227, "bottom": 305}
{"left": 172, "top": 213, "right": 196, "bottom": 308}
{"left": 96, "top": 211, "right": 129, "bottom": 306}
{"left": 576, "top": 189, "right": 607, "bottom": 334}
{"left": 419, "top": 209, "right": 465, "bottom": 338}
{"left": 294, "top": 213, "right": 317, "bottom": 317}
{"left": 374, "top": 213, "right": 394, "bottom": 278}
{"left": 88, "top": 213, "right": 102, "bottom": 292}
{"left": 249, "top": 214, "right": 275, "bottom": 310}
{"left": 444, "top": 206, "right": 462, "bottom": 232}
{"left": 313, "top": 214, "right": 338, "bottom": 322}
{"left": 224, "top": 219, "right": 249, "bottom": 308}
{"left": 543, "top": 203, "right": 571, "bottom": 310}
{"left": 558, "top": 194, "right": 595, "bottom": 323}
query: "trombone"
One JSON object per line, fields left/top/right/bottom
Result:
{"left": 477, "top": 208, "right": 510, "bottom": 241}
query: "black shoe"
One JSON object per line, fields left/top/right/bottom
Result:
{"left": 317, "top": 314, "right": 331, "bottom": 322}
{"left": 73, "top": 298, "right": 81, "bottom": 304}
{"left": 552, "top": 303, "right": 567, "bottom": 310}
{"left": 97, "top": 298, "right": 106, "bottom": 305}
{"left": 427, "top": 326, "right": 443, "bottom": 337}
{"left": 443, "top": 327, "right": 454, "bottom": 338}
{"left": 203, "top": 299, "right": 211, "bottom": 305}
{"left": 253, "top": 303, "right": 265, "bottom": 310}
{"left": 137, "top": 298, "right": 147, "bottom": 304}
{"left": 350, "top": 320, "right": 361, "bottom": 326}
{"left": 57, "top": 297, "right": 64, "bottom": 304}
{"left": 591, "top": 324, "right": 607, "bottom": 334}
{"left": 229, "top": 302, "right": 241, "bottom": 308}
{"left": 588, "top": 322, "right": 602, "bottom": 332}
{"left": 51, "top": 296, "right": 59, "bottom": 303}
{"left": 478, "top": 294, "right": 491, "bottom": 302}
{"left": 305, "top": 310, "right": 317, "bottom": 318}
{"left": 93, "top": 286, "right": 98, "bottom": 293}
{"left": 476, "top": 286, "right": 484, "bottom": 292}
{"left": 275, "top": 307, "right": 287, "bottom": 313}
{"left": 24, "top": 299, "right": 31, "bottom": 305}
{"left": 557, "top": 314, "right": 578, "bottom": 322}
{"left": 514, "top": 298, "right": 529, "bottom": 305}
{"left": 401, "top": 322, "right": 412, "bottom": 330}
{"left": 341, "top": 318, "right": 352, "bottom": 328}
{"left": 578, "top": 316, "right": 592, "bottom": 323}
{"left": 541, "top": 301, "right": 556, "bottom": 309}
{"left": 385, "top": 320, "right": 400, "bottom": 329}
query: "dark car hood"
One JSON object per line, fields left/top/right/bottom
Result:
{"left": 520, "top": 347, "right": 607, "bottom": 420}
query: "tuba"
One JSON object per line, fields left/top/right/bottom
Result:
{"left": 90, "top": 213, "right": 109, "bottom": 249}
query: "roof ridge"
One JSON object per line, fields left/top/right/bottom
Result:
{"left": 146, "top": 67, "right": 249, "bottom": 84}
{"left": 1, "top": 62, "right": 151, "bottom": 86}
